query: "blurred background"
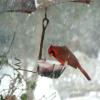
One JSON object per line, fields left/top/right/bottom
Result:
{"left": 0, "top": 0, "right": 100, "bottom": 100}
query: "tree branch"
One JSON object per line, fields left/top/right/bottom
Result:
{"left": 8, "top": 63, "right": 37, "bottom": 73}
{"left": 0, "top": 74, "right": 13, "bottom": 80}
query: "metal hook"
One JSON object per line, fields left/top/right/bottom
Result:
{"left": 42, "top": 7, "right": 49, "bottom": 30}
{"left": 38, "top": 7, "right": 49, "bottom": 59}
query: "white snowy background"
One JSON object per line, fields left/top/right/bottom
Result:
{"left": 0, "top": 0, "right": 100, "bottom": 100}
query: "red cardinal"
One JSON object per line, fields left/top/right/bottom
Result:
{"left": 69, "top": 0, "right": 91, "bottom": 4}
{"left": 48, "top": 45, "right": 91, "bottom": 80}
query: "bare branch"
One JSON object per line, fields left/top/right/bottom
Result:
{"left": 8, "top": 63, "right": 37, "bottom": 73}
{"left": 0, "top": 74, "right": 13, "bottom": 80}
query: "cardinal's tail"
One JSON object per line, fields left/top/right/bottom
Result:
{"left": 77, "top": 64, "right": 91, "bottom": 81}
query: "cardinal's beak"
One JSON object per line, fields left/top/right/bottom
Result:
{"left": 49, "top": 53, "right": 53, "bottom": 57}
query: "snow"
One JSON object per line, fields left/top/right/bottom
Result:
{"left": 0, "top": 65, "right": 26, "bottom": 99}
{"left": 65, "top": 91, "right": 100, "bottom": 100}
{"left": 65, "top": 96, "right": 99, "bottom": 100}
{"left": 34, "top": 76, "right": 61, "bottom": 100}
{"left": 1, "top": 53, "right": 100, "bottom": 100}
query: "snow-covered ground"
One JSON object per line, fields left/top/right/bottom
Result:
{"left": 0, "top": 65, "right": 26, "bottom": 98}
{"left": 65, "top": 96, "right": 100, "bottom": 100}
{"left": 65, "top": 91, "right": 100, "bottom": 100}
{"left": 34, "top": 76, "right": 61, "bottom": 100}
{"left": 0, "top": 51, "right": 100, "bottom": 100}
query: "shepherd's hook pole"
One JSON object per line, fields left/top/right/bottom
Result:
{"left": 38, "top": 7, "right": 49, "bottom": 60}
